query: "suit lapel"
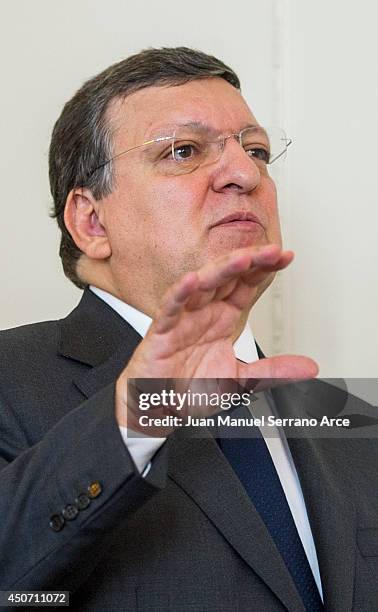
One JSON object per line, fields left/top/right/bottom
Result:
{"left": 272, "top": 384, "right": 357, "bottom": 612}
{"left": 168, "top": 427, "right": 307, "bottom": 612}
{"left": 57, "top": 288, "right": 142, "bottom": 398}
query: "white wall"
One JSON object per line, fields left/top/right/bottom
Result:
{"left": 0, "top": 0, "right": 276, "bottom": 324}
{"left": 1, "top": 0, "right": 377, "bottom": 377}
{"left": 284, "top": 0, "right": 378, "bottom": 376}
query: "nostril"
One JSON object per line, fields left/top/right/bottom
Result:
{"left": 224, "top": 183, "right": 241, "bottom": 190}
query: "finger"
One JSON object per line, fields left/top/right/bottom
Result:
{"left": 187, "top": 246, "right": 285, "bottom": 311}
{"left": 153, "top": 245, "right": 293, "bottom": 333}
{"left": 153, "top": 271, "right": 200, "bottom": 333}
{"left": 239, "top": 251, "right": 293, "bottom": 291}
{"left": 252, "top": 245, "right": 293, "bottom": 267}
{"left": 237, "top": 355, "right": 319, "bottom": 391}
{"left": 172, "top": 246, "right": 286, "bottom": 312}
{"left": 244, "top": 249, "right": 293, "bottom": 277}
{"left": 197, "top": 244, "right": 287, "bottom": 292}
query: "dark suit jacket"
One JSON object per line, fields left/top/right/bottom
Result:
{"left": 0, "top": 289, "right": 377, "bottom": 611}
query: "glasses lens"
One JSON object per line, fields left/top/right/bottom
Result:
{"left": 167, "top": 126, "right": 291, "bottom": 175}
{"left": 170, "top": 129, "right": 221, "bottom": 174}
{"left": 241, "top": 127, "right": 290, "bottom": 166}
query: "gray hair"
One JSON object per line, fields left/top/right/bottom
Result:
{"left": 49, "top": 47, "right": 241, "bottom": 288}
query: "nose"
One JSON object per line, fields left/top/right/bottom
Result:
{"left": 211, "top": 134, "right": 261, "bottom": 194}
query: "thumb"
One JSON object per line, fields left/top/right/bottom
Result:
{"left": 238, "top": 355, "right": 319, "bottom": 392}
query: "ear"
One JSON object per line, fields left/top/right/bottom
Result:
{"left": 64, "top": 188, "right": 111, "bottom": 260}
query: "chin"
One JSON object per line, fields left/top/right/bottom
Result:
{"left": 212, "top": 234, "right": 269, "bottom": 254}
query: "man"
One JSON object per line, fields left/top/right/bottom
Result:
{"left": 0, "top": 48, "right": 376, "bottom": 611}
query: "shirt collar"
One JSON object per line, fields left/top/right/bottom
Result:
{"left": 89, "top": 285, "right": 259, "bottom": 363}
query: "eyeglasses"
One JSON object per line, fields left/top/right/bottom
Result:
{"left": 87, "top": 125, "right": 292, "bottom": 178}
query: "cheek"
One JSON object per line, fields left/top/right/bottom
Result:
{"left": 100, "top": 189, "right": 143, "bottom": 259}
{"left": 262, "top": 180, "right": 281, "bottom": 242}
{"left": 149, "top": 177, "right": 206, "bottom": 230}
{"left": 106, "top": 178, "right": 201, "bottom": 261}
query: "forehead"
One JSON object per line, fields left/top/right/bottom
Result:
{"left": 108, "top": 78, "right": 258, "bottom": 147}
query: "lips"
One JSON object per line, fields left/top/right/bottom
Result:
{"left": 211, "top": 211, "right": 263, "bottom": 228}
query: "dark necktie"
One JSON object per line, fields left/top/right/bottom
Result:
{"left": 218, "top": 415, "right": 324, "bottom": 612}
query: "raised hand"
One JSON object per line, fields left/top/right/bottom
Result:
{"left": 115, "top": 244, "right": 318, "bottom": 433}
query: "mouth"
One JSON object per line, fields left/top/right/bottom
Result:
{"left": 210, "top": 211, "right": 264, "bottom": 230}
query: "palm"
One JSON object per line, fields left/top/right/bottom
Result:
{"left": 126, "top": 245, "right": 317, "bottom": 382}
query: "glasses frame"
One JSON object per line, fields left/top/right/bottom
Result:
{"left": 86, "top": 126, "right": 292, "bottom": 179}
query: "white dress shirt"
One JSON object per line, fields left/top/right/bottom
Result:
{"left": 89, "top": 285, "right": 323, "bottom": 598}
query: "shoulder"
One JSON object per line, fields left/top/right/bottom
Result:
{"left": 0, "top": 320, "right": 66, "bottom": 401}
{"left": 0, "top": 320, "right": 59, "bottom": 364}
{"left": 0, "top": 316, "right": 92, "bottom": 440}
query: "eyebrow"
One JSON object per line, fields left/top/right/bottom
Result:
{"left": 147, "top": 121, "right": 261, "bottom": 139}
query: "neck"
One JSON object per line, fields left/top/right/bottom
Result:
{"left": 232, "top": 311, "right": 249, "bottom": 344}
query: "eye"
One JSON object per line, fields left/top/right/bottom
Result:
{"left": 171, "top": 141, "right": 202, "bottom": 163}
{"left": 245, "top": 147, "right": 270, "bottom": 164}
{"left": 173, "top": 144, "right": 194, "bottom": 161}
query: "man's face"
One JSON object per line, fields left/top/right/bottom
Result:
{"left": 99, "top": 78, "right": 282, "bottom": 312}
